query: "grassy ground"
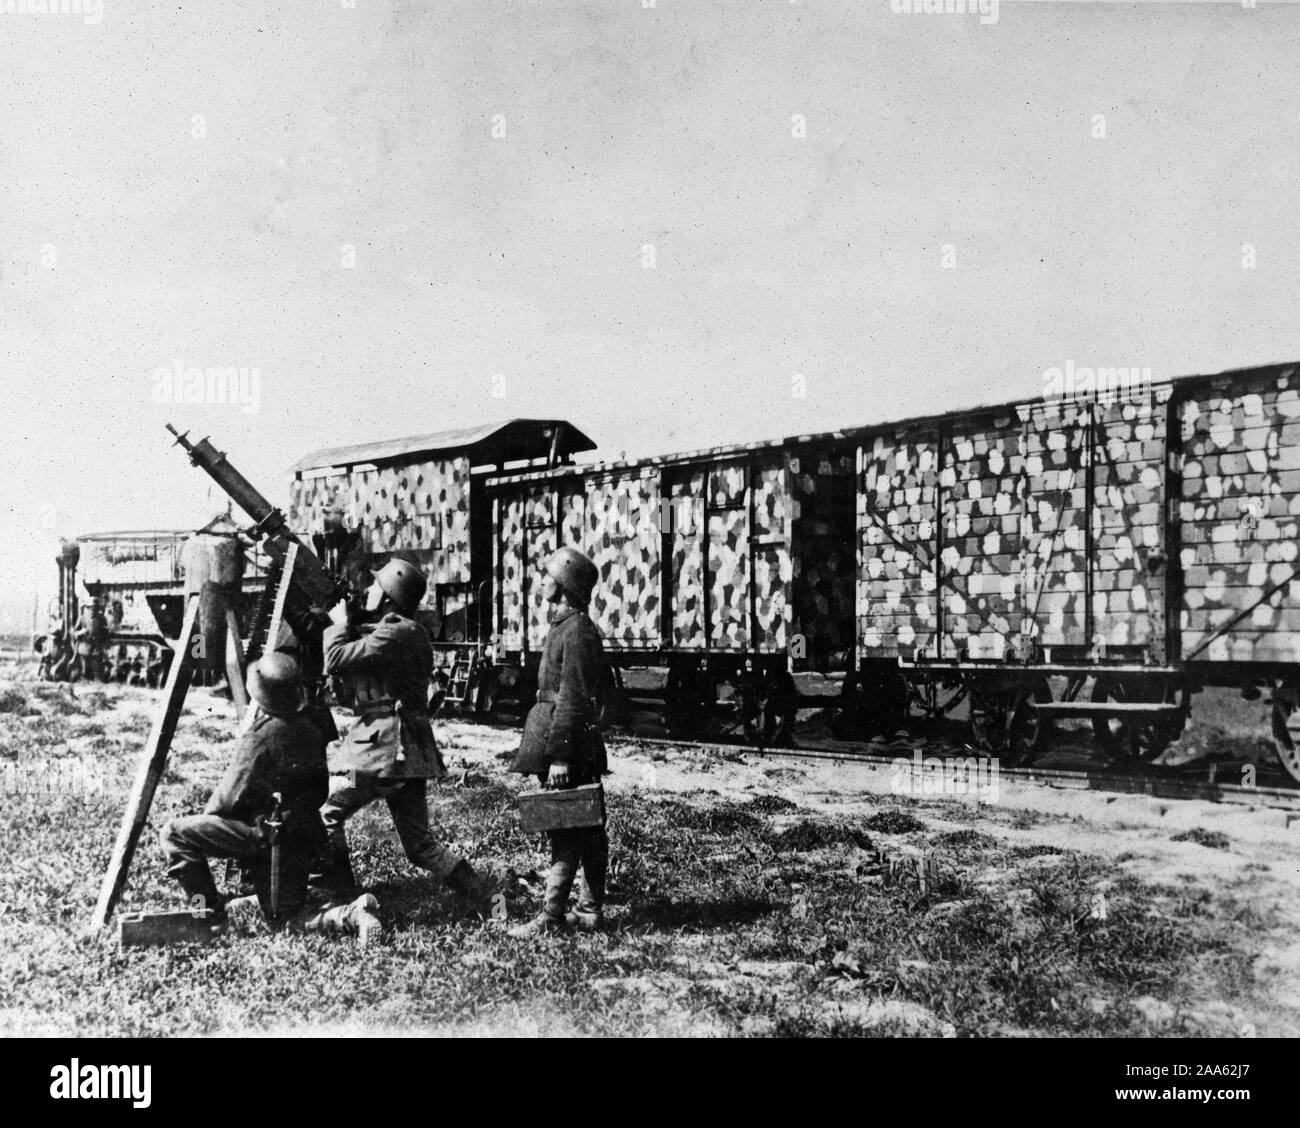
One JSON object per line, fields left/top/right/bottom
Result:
{"left": 0, "top": 678, "right": 1294, "bottom": 1037}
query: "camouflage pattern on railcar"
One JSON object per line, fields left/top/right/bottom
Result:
{"left": 1178, "top": 365, "right": 1300, "bottom": 663}
{"left": 490, "top": 449, "right": 797, "bottom": 659}
{"left": 858, "top": 388, "right": 1171, "bottom": 663}
{"left": 289, "top": 456, "right": 473, "bottom": 608}
{"left": 493, "top": 468, "right": 665, "bottom": 655}
{"left": 789, "top": 447, "right": 856, "bottom": 668}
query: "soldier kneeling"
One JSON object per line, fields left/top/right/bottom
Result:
{"left": 159, "top": 653, "right": 381, "bottom": 944}
{"left": 508, "top": 547, "right": 611, "bottom": 937}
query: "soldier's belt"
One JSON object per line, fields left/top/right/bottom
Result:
{"left": 354, "top": 698, "right": 426, "bottom": 718}
{"left": 535, "top": 690, "right": 599, "bottom": 709}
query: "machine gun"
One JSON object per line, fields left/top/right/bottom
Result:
{"left": 164, "top": 424, "right": 344, "bottom": 664}
{"left": 90, "top": 426, "right": 356, "bottom": 929}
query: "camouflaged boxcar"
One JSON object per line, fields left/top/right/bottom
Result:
{"left": 484, "top": 434, "right": 859, "bottom": 739}
{"left": 844, "top": 360, "right": 1300, "bottom": 783}
{"left": 287, "top": 420, "right": 594, "bottom": 706}
{"left": 282, "top": 361, "right": 1300, "bottom": 782}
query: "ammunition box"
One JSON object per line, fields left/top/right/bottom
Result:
{"left": 119, "top": 909, "right": 223, "bottom": 949}
{"left": 517, "top": 783, "right": 606, "bottom": 833}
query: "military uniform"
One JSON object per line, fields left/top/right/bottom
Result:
{"left": 318, "top": 611, "right": 465, "bottom": 887}
{"left": 160, "top": 709, "right": 329, "bottom": 921}
{"left": 511, "top": 605, "right": 610, "bottom": 924}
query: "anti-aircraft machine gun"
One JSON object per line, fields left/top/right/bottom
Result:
{"left": 91, "top": 425, "right": 355, "bottom": 933}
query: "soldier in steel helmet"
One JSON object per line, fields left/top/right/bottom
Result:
{"left": 159, "top": 652, "right": 382, "bottom": 943}
{"left": 508, "top": 546, "right": 611, "bottom": 937}
{"left": 315, "top": 557, "right": 488, "bottom": 902}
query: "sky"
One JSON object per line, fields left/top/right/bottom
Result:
{"left": 2, "top": 0, "right": 1299, "bottom": 631}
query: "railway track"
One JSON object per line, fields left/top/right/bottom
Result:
{"left": 438, "top": 712, "right": 1300, "bottom": 814}
{"left": 619, "top": 734, "right": 1300, "bottom": 813}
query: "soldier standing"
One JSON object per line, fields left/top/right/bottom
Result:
{"left": 317, "top": 557, "right": 487, "bottom": 901}
{"left": 508, "top": 547, "right": 611, "bottom": 937}
{"left": 159, "top": 653, "right": 382, "bottom": 943}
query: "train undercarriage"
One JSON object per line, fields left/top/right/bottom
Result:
{"left": 438, "top": 647, "right": 1300, "bottom": 786}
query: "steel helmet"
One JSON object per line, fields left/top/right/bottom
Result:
{"left": 545, "top": 547, "right": 598, "bottom": 604}
{"left": 369, "top": 557, "right": 427, "bottom": 614}
{"left": 246, "top": 652, "right": 306, "bottom": 716}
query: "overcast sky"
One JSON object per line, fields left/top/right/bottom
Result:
{"left": 2, "top": 1, "right": 1298, "bottom": 631}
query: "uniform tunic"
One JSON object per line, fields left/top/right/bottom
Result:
{"left": 323, "top": 612, "right": 445, "bottom": 780}
{"left": 317, "top": 609, "right": 462, "bottom": 884}
{"left": 511, "top": 606, "right": 609, "bottom": 776}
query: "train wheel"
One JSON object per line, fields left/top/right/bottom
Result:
{"left": 1091, "top": 676, "right": 1182, "bottom": 762}
{"left": 969, "top": 678, "right": 1050, "bottom": 766}
{"left": 1270, "top": 685, "right": 1300, "bottom": 784}
{"left": 761, "top": 671, "right": 798, "bottom": 746}
{"left": 906, "top": 675, "right": 967, "bottom": 722}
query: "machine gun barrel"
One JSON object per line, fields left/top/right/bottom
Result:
{"left": 165, "top": 423, "right": 291, "bottom": 538}
{"left": 164, "top": 423, "right": 339, "bottom": 611}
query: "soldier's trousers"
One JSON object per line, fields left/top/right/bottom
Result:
{"left": 320, "top": 774, "right": 464, "bottom": 882}
{"left": 160, "top": 814, "right": 370, "bottom": 936}
{"left": 160, "top": 814, "right": 312, "bottom": 919}
{"left": 539, "top": 767, "right": 608, "bottom": 918}
{"left": 546, "top": 825, "right": 609, "bottom": 917}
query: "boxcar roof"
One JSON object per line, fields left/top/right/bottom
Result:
{"left": 291, "top": 418, "right": 597, "bottom": 474}
{"left": 483, "top": 360, "right": 1298, "bottom": 487}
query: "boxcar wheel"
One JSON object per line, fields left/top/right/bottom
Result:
{"left": 906, "top": 674, "right": 967, "bottom": 722}
{"left": 762, "top": 671, "right": 798, "bottom": 746}
{"left": 969, "top": 678, "right": 1050, "bottom": 766}
{"left": 1091, "top": 676, "right": 1182, "bottom": 762}
{"left": 1270, "top": 688, "right": 1300, "bottom": 784}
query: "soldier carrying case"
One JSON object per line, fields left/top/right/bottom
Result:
{"left": 517, "top": 782, "right": 606, "bottom": 834}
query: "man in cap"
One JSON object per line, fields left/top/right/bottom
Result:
{"left": 316, "top": 557, "right": 488, "bottom": 902}
{"left": 159, "top": 652, "right": 382, "bottom": 943}
{"left": 508, "top": 546, "right": 611, "bottom": 937}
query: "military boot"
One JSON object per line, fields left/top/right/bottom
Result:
{"left": 507, "top": 860, "right": 574, "bottom": 938}
{"left": 445, "top": 859, "right": 492, "bottom": 905}
{"left": 296, "top": 893, "right": 383, "bottom": 947}
{"left": 566, "top": 880, "right": 604, "bottom": 932}
{"left": 310, "top": 832, "right": 358, "bottom": 899}
{"left": 566, "top": 832, "right": 607, "bottom": 931}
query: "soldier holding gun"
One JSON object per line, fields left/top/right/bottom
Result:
{"left": 314, "top": 558, "right": 490, "bottom": 904}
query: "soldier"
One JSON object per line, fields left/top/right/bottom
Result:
{"left": 317, "top": 557, "right": 487, "bottom": 902}
{"left": 508, "top": 547, "right": 611, "bottom": 937}
{"left": 159, "top": 652, "right": 382, "bottom": 943}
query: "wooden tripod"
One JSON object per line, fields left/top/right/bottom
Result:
{"left": 91, "top": 544, "right": 297, "bottom": 929}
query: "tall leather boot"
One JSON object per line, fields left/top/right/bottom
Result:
{"left": 174, "top": 863, "right": 227, "bottom": 920}
{"left": 568, "top": 829, "right": 608, "bottom": 931}
{"left": 507, "top": 859, "right": 574, "bottom": 938}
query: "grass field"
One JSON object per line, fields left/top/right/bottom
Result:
{"left": 0, "top": 677, "right": 1296, "bottom": 1037}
